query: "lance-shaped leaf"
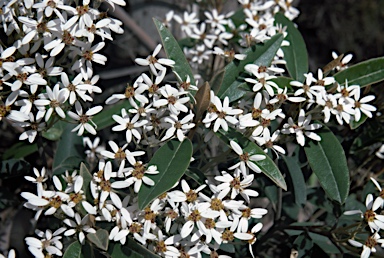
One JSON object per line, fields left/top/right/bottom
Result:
{"left": 216, "top": 127, "right": 286, "bottom": 190}
{"left": 63, "top": 241, "right": 83, "bottom": 258}
{"left": 87, "top": 229, "right": 109, "bottom": 251}
{"left": 92, "top": 100, "right": 132, "bottom": 130}
{"left": 108, "top": 243, "right": 144, "bottom": 258}
{"left": 214, "top": 33, "right": 284, "bottom": 102}
{"left": 3, "top": 142, "right": 38, "bottom": 159}
{"left": 53, "top": 124, "right": 84, "bottom": 175}
{"left": 274, "top": 13, "right": 308, "bottom": 82}
{"left": 42, "top": 120, "right": 67, "bottom": 141}
{"left": 349, "top": 113, "right": 368, "bottom": 130}
{"left": 126, "top": 237, "right": 161, "bottom": 257}
{"left": 138, "top": 139, "right": 193, "bottom": 210}
{"left": 281, "top": 156, "right": 306, "bottom": 206}
{"left": 79, "top": 163, "right": 93, "bottom": 205}
{"left": 153, "top": 18, "right": 195, "bottom": 86}
{"left": 270, "top": 76, "right": 294, "bottom": 92}
{"left": 334, "top": 57, "right": 384, "bottom": 87}
{"left": 304, "top": 126, "right": 349, "bottom": 204}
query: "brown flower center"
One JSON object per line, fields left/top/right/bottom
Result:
{"left": 230, "top": 177, "right": 241, "bottom": 190}
{"left": 210, "top": 198, "right": 224, "bottom": 211}
{"left": 364, "top": 209, "right": 376, "bottom": 223}
{"left": 204, "top": 218, "right": 216, "bottom": 229}
{"left": 188, "top": 209, "right": 201, "bottom": 222}
{"left": 222, "top": 229, "right": 234, "bottom": 242}
{"left": 125, "top": 85, "right": 135, "bottom": 98}
{"left": 63, "top": 30, "right": 74, "bottom": 45}
{"left": 132, "top": 162, "right": 145, "bottom": 179}
{"left": 114, "top": 148, "right": 126, "bottom": 161}
{"left": 129, "top": 222, "right": 142, "bottom": 233}
{"left": 186, "top": 190, "right": 197, "bottom": 203}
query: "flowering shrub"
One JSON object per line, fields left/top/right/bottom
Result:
{"left": 1, "top": 0, "right": 384, "bottom": 257}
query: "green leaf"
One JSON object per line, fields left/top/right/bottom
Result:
{"left": 308, "top": 232, "right": 340, "bottom": 254}
{"left": 274, "top": 13, "right": 308, "bottom": 82}
{"left": 108, "top": 243, "right": 144, "bottom": 258}
{"left": 63, "top": 241, "right": 83, "bottom": 258}
{"left": 185, "top": 168, "right": 206, "bottom": 185}
{"left": 53, "top": 156, "right": 84, "bottom": 175}
{"left": 2, "top": 142, "right": 38, "bottom": 159}
{"left": 52, "top": 124, "right": 85, "bottom": 175}
{"left": 153, "top": 18, "right": 196, "bottom": 86}
{"left": 80, "top": 163, "right": 93, "bottom": 204}
{"left": 178, "top": 37, "right": 197, "bottom": 49}
{"left": 334, "top": 57, "right": 384, "bottom": 87}
{"left": 214, "top": 33, "right": 284, "bottom": 102}
{"left": 138, "top": 139, "right": 193, "bottom": 210}
{"left": 349, "top": 113, "right": 368, "bottom": 129}
{"left": 270, "top": 76, "right": 294, "bottom": 92}
{"left": 87, "top": 229, "right": 109, "bottom": 251}
{"left": 126, "top": 237, "right": 161, "bottom": 257}
{"left": 42, "top": 120, "right": 67, "bottom": 141}
{"left": 282, "top": 156, "right": 306, "bottom": 206}
{"left": 215, "top": 127, "right": 287, "bottom": 190}
{"left": 304, "top": 126, "right": 350, "bottom": 204}
{"left": 92, "top": 100, "right": 132, "bottom": 131}
{"left": 293, "top": 233, "right": 314, "bottom": 258}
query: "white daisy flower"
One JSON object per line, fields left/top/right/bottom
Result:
{"left": 229, "top": 140, "right": 265, "bottom": 175}
{"left": 281, "top": 109, "right": 322, "bottom": 146}
{"left": 67, "top": 101, "right": 102, "bottom": 136}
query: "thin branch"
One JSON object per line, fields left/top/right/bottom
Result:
{"left": 107, "top": 5, "right": 158, "bottom": 51}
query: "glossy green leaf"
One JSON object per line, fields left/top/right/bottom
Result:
{"left": 87, "top": 229, "right": 109, "bottom": 251}
{"left": 126, "top": 237, "right": 161, "bottom": 257}
{"left": 53, "top": 124, "right": 84, "bottom": 175}
{"left": 308, "top": 232, "right": 340, "bottom": 254}
{"left": 108, "top": 243, "right": 143, "bottom": 258}
{"left": 274, "top": 13, "right": 308, "bottom": 82}
{"left": 138, "top": 139, "right": 193, "bottom": 210}
{"left": 229, "top": 8, "right": 246, "bottom": 27}
{"left": 270, "top": 76, "right": 294, "bottom": 92}
{"left": 215, "top": 33, "right": 284, "bottom": 102}
{"left": 53, "top": 156, "right": 84, "bottom": 175}
{"left": 92, "top": 100, "right": 132, "bottom": 130}
{"left": 63, "top": 241, "right": 83, "bottom": 258}
{"left": 304, "top": 126, "right": 350, "bottom": 204}
{"left": 282, "top": 156, "right": 306, "bottom": 206}
{"left": 334, "top": 57, "right": 384, "bottom": 87}
{"left": 42, "top": 120, "right": 67, "bottom": 141}
{"left": 178, "top": 37, "right": 197, "bottom": 49}
{"left": 349, "top": 113, "right": 368, "bottom": 130}
{"left": 3, "top": 142, "right": 38, "bottom": 159}
{"left": 80, "top": 163, "right": 93, "bottom": 204}
{"left": 153, "top": 18, "right": 196, "bottom": 86}
{"left": 216, "top": 127, "right": 287, "bottom": 190}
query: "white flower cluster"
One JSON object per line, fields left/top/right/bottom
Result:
{"left": 235, "top": 61, "right": 376, "bottom": 147}
{"left": 1, "top": 0, "right": 126, "bottom": 142}
{"left": 162, "top": 0, "right": 299, "bottom": 69}
{"left": 344, "top": 178, "right": 384, "bottom": 258}
{"left": 21, "top": 159, "right": 268, "bottom": 257}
